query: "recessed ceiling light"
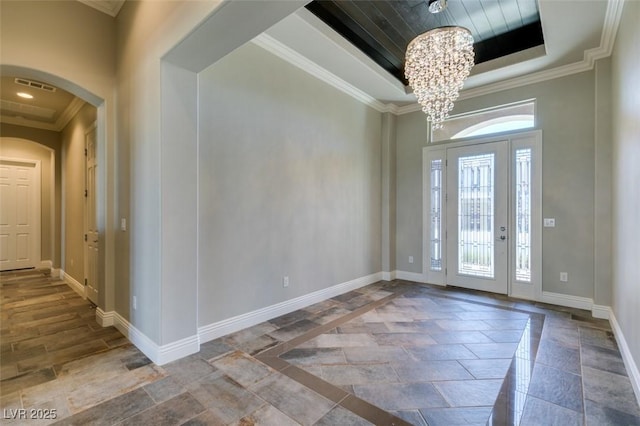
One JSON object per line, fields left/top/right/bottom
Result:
{"left": 17, "top": 92, "right": 34, "bottom": 99}
{"left": 428, "top": 0, "right": 448, "bottom": 14}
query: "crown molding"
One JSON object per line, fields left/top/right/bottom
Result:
{"left": 252, "top": 0, "right": 623, "bottom": 116}
{"left": 1, "top": 97, "right": 86, "bottom": 132}
{"left": 77, "top": 0, "right": 125, "bottom": 18}
{"left": 395, "top": 103, "right": 422, "bottom": 115}
{"left": 0, "top": 116, "right": 58, "bottom": 132}
{"left": 56, "top": 97, "right": 86, "bottom": 131}
{"left": 598, "top": 0, "right": 625, "bottom": 58}
{"left": 252, "top": 33, "right": 388, "bottom": 113}
{"left": 294, "top": 8, "right": 406, "bottom": 95}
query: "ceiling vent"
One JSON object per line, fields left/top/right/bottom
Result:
{"left": 14, "top": 78, "right": 57, "bottom": 93}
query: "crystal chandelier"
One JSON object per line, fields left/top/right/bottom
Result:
{"left": 405, "top": 26, "right": 475, "bottom": 129}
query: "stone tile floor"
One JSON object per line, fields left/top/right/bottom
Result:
{"left": 277, "top": 286, "right": 531, "bottom": 424}
{"left": 1, "top": 270, "right": 639, "bottom": 425}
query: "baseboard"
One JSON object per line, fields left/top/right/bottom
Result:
{"left": 61, "top": 269, "right": 86, "bottom": 299}
{"left": 96, "top": 308, "right": 199, "bottom": 365}
{"left": 540, "top": 291, "right": 594, "bottom": 311}
{"left": 540, "top": 292, "right": 614, "bottom": 322}
{"left": 591, "top": 304, "right": 611, "bottom": 320}
{"left": 381, "top": 271, "right": 396, "bottom": 281}
{"left": 198, "top": 272, "right": 383, "bottom": 344}
{"left": 155, "top": 335, "right": 200, "bottom": 365}
{"left": 609, "top": 310, "right": 640, "bottom": 407}
{"left": 96, "top": 308, "right": 114, "bottom": 327}
{"left": 94, "top": 272, "right": 385, "bottom": 366}
{"left": 395, "top": 270, "right": 426, "bottom": 283}
{"left": 41, "top": 260, "right": 61, "bottom": 278}
{"left": 110, "top": 311, "right": 162, "bottom": 364}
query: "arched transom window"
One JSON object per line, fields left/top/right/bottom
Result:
{"left": 431, "top": 100, "right": 536, "bottom": 143}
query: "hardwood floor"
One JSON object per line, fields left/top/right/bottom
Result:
{"left": 0, "top": 269, "right": 128, "bottom": 396}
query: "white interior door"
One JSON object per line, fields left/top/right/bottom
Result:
{"left": 0, "top": 159, "right": 41, "bottom": 271}
{"left": 446, "top": 141, "right": 509, "bottom": 294}
{"left": 85, "top": 125, "right": 99, "bottom": 304}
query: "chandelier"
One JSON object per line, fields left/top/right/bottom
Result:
{"left": 405, "top": 26, "right": 475, "bottom": 129}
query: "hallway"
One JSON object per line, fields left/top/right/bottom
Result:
{"left": 1, "top": 271, "right": 639, "bottom": 425}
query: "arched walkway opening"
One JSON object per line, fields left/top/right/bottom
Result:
{"left": 0, "top": 64, "right": 111, "bottom": 312}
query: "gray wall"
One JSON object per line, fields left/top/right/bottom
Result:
{"left": 115, "top": 0, "right": 306, "bottom": 345}
{"left": 197, "top": 42, "right": 382, "bottom": 326}
{"left": 381, "top": 113, "right": 397, "bottom": 274}
{"left": 396, "top": 70, "right": 598, "bottom": 299}
{"left": 611, "top": 0, "right": 640, "bottom": 383}
{"left": 594, "top": 58, "right": 613, "bottom": 307}
{"left": 114, "top": 0, "right": 186, "bottom": 337}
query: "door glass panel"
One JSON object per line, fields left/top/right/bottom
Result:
{"left": 515, "top": 148, "right": 532, "bottom": 282}
{"left": 430, "top": 159, "right": 443, "bottom": 271}
{"left": 458, "top": 153, "right": 494, "bottom": 278}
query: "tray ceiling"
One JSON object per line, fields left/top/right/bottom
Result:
{"left": 305, "top": 0, "right": 545, "bottom": 85}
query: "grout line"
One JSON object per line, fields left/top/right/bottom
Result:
{"left": 340, "top": 394, "right": 413, "bottom": 426}
{"left": 258, "top": 283, "right": 412, "bottom": 425}
{"left": 259, "top": 287, "right": 408, "bottom": 361}
{"left": 268, "top": 280, "right": 552, "bottom": 426}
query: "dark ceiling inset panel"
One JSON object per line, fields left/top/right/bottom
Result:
{"left": 306, "top": 1, "right": 407, "bottom": 82}
{"left": 305, "top": 0, "right": 545, "bottom": 86}
{"left": 474, "top": 21, "right": 545, "bottom": 64}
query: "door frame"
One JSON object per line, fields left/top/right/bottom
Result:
{"left": 84, "top": 122, "right": 99, "bottom": 304}
{"left": 422, "top": 130, "right": 542, "bottom": 301}
{"left": 0, "top": 156, "right": 42, "bottom": 271}
{"left": 445, "top": 140, "right": 510, "bottom": 294}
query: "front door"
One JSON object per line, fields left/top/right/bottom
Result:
{"left": 0, "top": 159, "right": 40, "bottom": 271}
{"left": 85, "top": 125, "right": 98, "bottom": 304}
{"left": 446, "top": 141, "right": 509, "bottom": 294}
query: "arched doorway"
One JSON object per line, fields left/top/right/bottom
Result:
{"left": 0, "top": 65, "right": 112, "bottom": 313}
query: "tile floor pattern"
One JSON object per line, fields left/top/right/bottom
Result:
{"left": 1, "top": 270, "right": 639, "bottom": 425}
{"left": 276, "top": 286, "right": 532, "bottom": 424}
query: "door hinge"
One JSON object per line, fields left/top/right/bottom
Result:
{"left": 84, "top": 234, "right": 87, "bottom": 242}
{"left": 84, "top": 278, "right": 87, "bottom": 286}
{"left": 445, "top": 268, "right": 448, "bottom": 275}
{"left": 84, "top": 189, "right": 88, "bottom": 197}
{"left": 84, "top": 148, "right": 88, "bottom": 156}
